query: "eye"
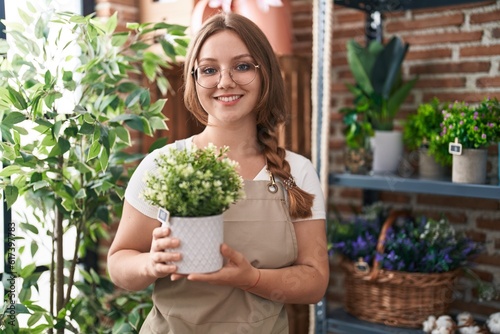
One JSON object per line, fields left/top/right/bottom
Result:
{"left": 199, "top": 66, "right": 219, "bottom": 76}
{"left": 233, "top": 63, "right": 252, "bottom": 72}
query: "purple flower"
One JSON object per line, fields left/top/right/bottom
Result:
{"left": 482, "top": 134, "right": 487, "bottom": 139}
{"left": 474, "top": 126, "right": 478, "bottom": 131}
{"left": 473, "top": 111, "right": 478, "bottom": 120}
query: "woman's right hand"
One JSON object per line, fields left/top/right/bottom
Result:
{"left": 149, "top": 226, "right": 182, "bottom": 279}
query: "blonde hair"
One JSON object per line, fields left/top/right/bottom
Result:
{"left": 183, "top": 13, "right": 314, "bottom": 219}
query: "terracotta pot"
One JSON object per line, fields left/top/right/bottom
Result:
{"left": 232, "top": 0, "right": 293, "bottom": 55}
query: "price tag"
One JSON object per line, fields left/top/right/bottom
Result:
{"left": 157, "top": 208, "right": 170, "bottom": 226}
{"left": 449, "top": 138, "right": 462, "bottom": 156}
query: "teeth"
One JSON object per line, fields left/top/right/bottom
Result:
{"left": 217, "top": 95, "right": 240, "bottom": 102}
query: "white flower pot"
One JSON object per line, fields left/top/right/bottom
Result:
{"left": 452, "top": 148, "right": 487, "bottom": 184}
{"left": 371, "top": 130, "right": 403, "bottom": 174}
{"left": 163, "top": 214, "right": 224, "bottom": 274}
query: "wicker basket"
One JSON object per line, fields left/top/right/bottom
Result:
{"left": 340, "top": 210, "right": 461, "bottom": 328}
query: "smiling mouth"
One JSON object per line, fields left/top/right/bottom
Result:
{"left": 216, "top": 95, "right": 241, "bottom": 102}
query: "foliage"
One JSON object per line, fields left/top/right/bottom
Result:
{"left": 403, "top": 98, "right": 452, "bottom": 166}
{"left": 0, "top": 2, "right": 187, "bottom": 333}
{"left": 329, "top": 205, "right": 482, "bottom": 273}
{"left": 340, "top": 107, "right": 373, "bottom": 149}
{"left": 345, "top": 36, "right": 418, "bottom": 131}
{"left": 142, "top": 144, "right": 245, "bottom": 217}
{"left": 439, "top": 98, "right": 500, "bottom": 149}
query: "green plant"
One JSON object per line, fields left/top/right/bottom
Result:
{"left": 345, "top": 36, "right": 418, "bottom": 131}
{"left": 0, "top": 3, "right": 187, "bottom": 333}
{"left": 403, "top": 98, "right": 452, "bottom": 166}
{"left": 439, "top": 98, "right": 500, "bottom": 149}
{"left": 142, "top": 144, "right": 245, "bottom": 217}
{"left": 340, "top": 107, "right": 373, "bottom": 149}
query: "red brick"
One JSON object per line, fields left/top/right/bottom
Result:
{"left": 411, "top": 61, "right": 490, "bottom": 75}
{"left": 461, "top": 45, "right": 500, "bottom": 58}
{"left": 470, "top": 9, "right": 500, "bottom": 24}
{"left": 494, "top": 28, "right": 500, "bottom": 39}
{"left": 405, "top": 31, "right": 483, "bottom": 46}
{"left": 477, "top": 216, "right": 500, "bottom": 231}
{"left": 415, "top": 77, "right": 466, "bottom": 89}
{"left": 423, "top": 92, "right": 499, "bottom": 103}
{"left": 450, "top": 300, "right": 500, "bottom": 316}
{"left": 474, "top": 253, "right": 500, "bottom": 267}
{"left": 477, "top": 77, "right": 500, "bottom": 88}
{"left": 386, "top": 13, "right": 464, "bottom": 33}
{"left": 406, "top": 48, "right": 452, "bottom": 61}
{"left": 416, "top": 194, "right": 500, "bottom": 211}
{"left": 495, "top": 238, "right": 500, "bottom": 250}
{"left": 412, "top": 1, "right": 496, "bottom": 15}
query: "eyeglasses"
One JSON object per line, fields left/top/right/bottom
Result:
{"left": 192, "top": 63, "right": 260, "bottom": 89}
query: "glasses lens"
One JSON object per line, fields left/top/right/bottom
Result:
{"left": 230, "top": 63, "right": 258, "bottom": 86}
{"left": 194, "top": 63, "right": 258, "bottom": 88}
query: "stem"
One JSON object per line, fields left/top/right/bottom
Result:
{"left": 49, "top": 216, "right": 56, "bottom": 334}
{"left": 55, "top": 207, "right": 64, "bottom": 334}
{"left": 63, "top": 215, "right": 83, "bottom": 307}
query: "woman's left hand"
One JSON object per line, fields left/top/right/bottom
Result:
{"left": 186, "top": 243, "right": 259, "bottom": 290}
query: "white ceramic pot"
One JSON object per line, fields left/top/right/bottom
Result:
{"left": 452, "top": 148, "right": 487, "bottom": 184}
{"left": 371, "top": 130, "right": 403, "bottom": 174}
{"left": 162, "top": 213, "right": 224, "bottom": 274}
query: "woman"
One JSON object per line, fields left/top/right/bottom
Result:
{"left": 107, "top": 12, "right": 329, "bottom": 333}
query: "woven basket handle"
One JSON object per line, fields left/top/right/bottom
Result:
{"left": 368, "top": 209, "right": 411, "bottom": 281}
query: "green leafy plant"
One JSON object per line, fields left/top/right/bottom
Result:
{"left": 403, "top": 98, "right": 452, "bottom": 166}
{"left": 340, "top": 107, "right": 373, "bottom": 149}
{"left": 439, "top": 98, "right": 500, "bottom": 149}
{"left": 0, "top": 3, "right": 187, "bottom": 333}
{"left": 345, "top": 36, "right": 418, "bottom": 131}
{"left": 142, "top": 144, "right": 245, "bottom": 217}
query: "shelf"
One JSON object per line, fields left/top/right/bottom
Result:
{"left": 329, "top": 173, "right": 500, "bottom": 200}
{"left": 327, "top": 308, "right": 423, "bottom": 334}
{"left": 333, "top": 0, "right": 479, "bottom": 12}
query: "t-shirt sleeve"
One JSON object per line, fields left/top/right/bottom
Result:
{"left": 289, "top": 153, "right": 326, "bottom": 222}
{"left": 124, "top": 150, "right": 162, "bottom": 219}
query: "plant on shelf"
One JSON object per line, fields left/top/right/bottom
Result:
{"left": 340, "top": 106, "right": 374, "bottom": 174}
{"left": 345, "top": 36, "right": 418, "bottom": 131}
{"left": 0, "top": 3, "right": 188, "bottom": 333}
{"left": 438, "top": 97, "right": 499, "bottom": 184}
{"left": 403, "top": 98, "right": 452, "bottom": 167}
{"left": 439, "top": 98, "right": 500, "bottom": 150}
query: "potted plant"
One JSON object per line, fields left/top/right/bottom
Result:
{"left": 142, "top": 143, "right": 245, "bottom": 274}
{"left": 328, "top": 204, "right": 483, "bottom": 328}
{"left": 340, "top": 106, "right": 374, "bottom": 174}
{"left": 345, "top": 36, "right": 418, "bottom": 174}
{"left": 403, "top": 98, "right": 451, "bottom": 179}
{"left": 0, "top": 5, "right": 188, "bottom": 333}
{"left": 438, "top": 98, "right": 500, "bottom": 184}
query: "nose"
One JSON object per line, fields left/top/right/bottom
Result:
{"left": 217, "top": 68, "right": 235, "bottom": 88}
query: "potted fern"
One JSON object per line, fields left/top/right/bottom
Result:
{"left": 345, "top": 36, "right": 418, "bottom": 174}
{"left": 403, "top": 98, "right": 451, "bottom": 180}
{"left": 0, "top": 4, "right": 188, "bottom": 333}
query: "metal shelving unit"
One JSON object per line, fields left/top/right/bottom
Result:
{"left": 330, "top": 173, "right": 500, "bottom": 200}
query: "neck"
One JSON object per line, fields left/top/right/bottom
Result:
{"left": 194, "top": 126, "right": 261, "bottom": 159}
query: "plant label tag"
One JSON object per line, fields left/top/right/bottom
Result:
{"left": 449, "top": 138, "right": 462, "bottom": 156}
{"left": 157, "top": 208, "right": 170, "bottom": 226}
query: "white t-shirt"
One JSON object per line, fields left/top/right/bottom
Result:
{"left": 125, "top": 136, "right": 326, "bottom": 222}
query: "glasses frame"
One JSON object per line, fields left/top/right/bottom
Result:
{"left": 191, "top": 63, "right": 260, "bottom": 89}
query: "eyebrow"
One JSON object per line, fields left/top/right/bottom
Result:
{"left": 197, "top": 54, "right": 254, "bottom": 63}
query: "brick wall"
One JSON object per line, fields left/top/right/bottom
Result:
{"left": 328, "top": 0, "right": 500, "bottom": 320}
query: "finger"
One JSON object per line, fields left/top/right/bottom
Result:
{"left": 220, "top": 243, "right": 244, "bottom": 264}
{"left": 171, "top": 273, "right": 188, "bottom": 281}
{"left": 152, "top": 225, "right": 171, "bottom": 239}
{"left": 151, "top": 250, "right": 182, "bottom": 263}
{"left": 153, "top": 237, "right": 180, "bottom": 252}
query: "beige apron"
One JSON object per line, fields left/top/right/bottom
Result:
{"left": 140, "top": 179, "right": 298, "bottom": 334}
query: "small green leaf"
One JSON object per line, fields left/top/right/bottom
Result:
{"left": 4, "top": 185, "right": 19, "bottom": 208}
{"left": 2, "top": 111, "right": 26, "bottom": 126}
{"left": 111, "top": 32, "right": 129, "bottom": 47}
{"left": 87, "top": 141, "right": 102, "bottom": 161}
{"left": 0, "top": 165, "right": 22, "bottom": 177}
